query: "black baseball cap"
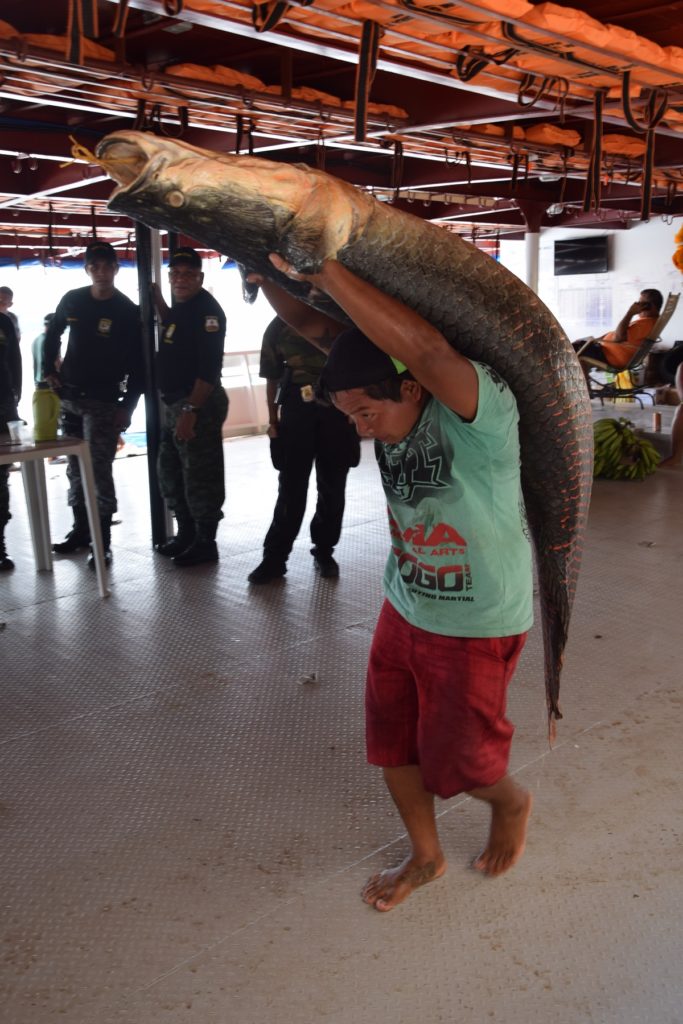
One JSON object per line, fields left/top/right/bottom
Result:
{"left": 84, "top": 240, "right": 117, "bottom": 264}
{"left": 319, "top": 327, "right": 407, "bottom": 393}
{"left": 169, "top": 246, "right": 202, "bottom": 269}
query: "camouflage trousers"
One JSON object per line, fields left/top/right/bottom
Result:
{"left": 60, "top": 397, "right": 121, "bottom": 517}
{"left": 157, "top": 385, "right": 229, "bottom": 527}
{"left": 0, "top": 395, "right": 19, "bottom": 527}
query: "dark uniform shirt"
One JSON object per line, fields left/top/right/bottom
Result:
{"left": 3, "top": 310, "right": 20, "bottom": 342}
{"left": 42, "top": 286, "right": 143, "bottom": 409}
{"left": 259, "top": 317, "right": 328, "bottom": 386}
{"left": 157, "top": 288, "right": 226, "bottom": 401}
{"left": 0, "top": 311, "right": 21, "bottom": 404}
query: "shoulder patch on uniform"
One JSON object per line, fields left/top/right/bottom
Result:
{"left": 204, "top": 316, "right": 220, "bottom": 332}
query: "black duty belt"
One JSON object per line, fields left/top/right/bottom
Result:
{"left": 60, "top": 383, "right": 120, "bottom": 403}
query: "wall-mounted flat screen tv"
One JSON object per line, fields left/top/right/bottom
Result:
{"left": 554, "top": 235, "right": 609, "bottom": 276}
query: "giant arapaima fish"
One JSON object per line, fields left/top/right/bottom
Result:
{"left": 94, "top": 130, "right": 594, "bottom": 729}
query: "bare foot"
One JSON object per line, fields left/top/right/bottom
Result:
{"left": 473, "top": 790, "right": 532, "bottom": 877}
{"left": 362, "top": 854, "right": 447, "bottom": 912}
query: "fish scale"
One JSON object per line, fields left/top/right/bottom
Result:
{"left": 95, "top": 130, "right": 593, "bottom": 729}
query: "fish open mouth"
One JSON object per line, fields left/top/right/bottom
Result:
{"left": 95, "top": 134, "right": 165, "bottom": 196}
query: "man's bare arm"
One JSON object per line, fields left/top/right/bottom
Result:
{"left": 612, "top": 302, "right": 640, "bottom": 344}
{"left": 268, "top": 254, "right": 478, "bottom": 422}
{"left": 250, "top": 274, "right": 344, "bottom": 354}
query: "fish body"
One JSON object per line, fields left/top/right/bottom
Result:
{"left": 96, "top": 130, "right": 593, "bottom": 725}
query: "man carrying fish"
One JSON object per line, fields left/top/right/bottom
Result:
{"left": 250, "top": 253, "right": 533, "bottom": 912}
{"left": 95, "top": 130, "right": 593, "bottom": 726}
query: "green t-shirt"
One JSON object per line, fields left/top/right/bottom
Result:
{"left": 378, "top": 362, "right": 533, "bottom": 638}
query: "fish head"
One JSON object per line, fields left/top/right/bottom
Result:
{"left": 95, "top": 131, "right": 373, "bottom": 280}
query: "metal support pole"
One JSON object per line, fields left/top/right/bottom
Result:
{"left": 525, "top": 231, "right": 540, "bottom": 293}
{"left": 135, "top": 223, "right": 169, "bottom": 546}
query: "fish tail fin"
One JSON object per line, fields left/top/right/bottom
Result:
{"left": 538, "top": 557, "right": 570, "bottom": 738}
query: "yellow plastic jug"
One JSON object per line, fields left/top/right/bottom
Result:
{"left": 33, "top": 384, "right": 61, "bottom": 442}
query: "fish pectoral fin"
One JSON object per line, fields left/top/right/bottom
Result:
{"left": 237, "top": 264, "right": 260, "bottom": 304}
{"left": 279, "top": 217, "right": 331, "bottom": 274}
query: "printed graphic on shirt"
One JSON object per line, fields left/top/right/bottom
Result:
{"left": 97, "top": 318, "right": 113, "bottom": 336}
{"left": 204, "top": 316, "right": 220, "bottom": 332}
{"left": 377, "top": 420, "right": 450, "bottom": 504}
{"left": 389, "top": 506, "right": 472, "bottom": 598}
{"left": 163, "top": 324, "right": 176, "bottom": 344}
{"left": 381, "top": 369, "right": 533, "bottom": 635}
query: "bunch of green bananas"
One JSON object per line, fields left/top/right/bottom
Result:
{"left": 593, "top": 417, "right": 661, "bottom": 480}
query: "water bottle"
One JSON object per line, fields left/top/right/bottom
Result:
{"left": 33, "top": 383, "right": 61, "bottom": 442}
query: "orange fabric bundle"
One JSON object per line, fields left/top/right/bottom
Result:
{"left": 517, "top": 3, "right": 672, "bottom": 89}
{"left": 521, "top": 3, "right": 612, "bottom": 49}
{"left": 603, "top": 24, "right": 666, "bottom": 69}
{"left": 292, "top": 86, "right": 343, "bottom": 107}
{"left": 524, "top": 124, "right": 580, "bottom": 147}
{"left": 460, "top": 123, "right": 525, "bottom": 140}
{"left": 166, "top": 63, "right": 266, "bottom": 93}
{"left": 662, "top": 46, "right": 683, "bottom": 76}
{"left": 601, "top": 134, "right": 646, "bottom": 157}
{"left": 24, "top": 33, "right": 114, "bottom": 61}
{"left": 0, "top": 19, "right": 20, "bottom": 38}
{"left": 343, "top": 100, "right": 407, "bottom": 119}
{"left": 408, "top": 0, "right": 532, "bottom": 16}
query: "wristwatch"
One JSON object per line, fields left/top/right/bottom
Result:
{"left": 180, "top": 402, "right": 199, "bottom": 414}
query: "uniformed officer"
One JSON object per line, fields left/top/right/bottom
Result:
{"left": 0, "top": 286, "right": 21, "bottom": 342}
{"left": 154, "top": 247, "right": 229, "bottom": 567}
{"left": 0, "top": 309, "right": 22, "bottom": 570}
{"left": 248, "top": 316, "right": 360, "bottom": 584}
{"left": 43, "top": 241, "right": 143, "bottom": 567}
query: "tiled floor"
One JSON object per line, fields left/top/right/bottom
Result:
{"left": 1, "top": 404, "right": 681, "bottom": 1024}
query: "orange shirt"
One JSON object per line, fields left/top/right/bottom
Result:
{"left": 600, "top": 316, "right": 656, "bottom": 369}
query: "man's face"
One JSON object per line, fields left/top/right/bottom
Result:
{"left": 169, "top": 263, "right": 203, "bottom": 302}
{"left": 0, "top": 291, "right": 12, "bottom": 312}
{"left": 85, "top": 258, "right": 118, "bottom": 289}
{"left": 637, "top": 294, "right": 656, "bottom": 316}
{"left": 332, "top": 382, "right": 425, "bottom": 444}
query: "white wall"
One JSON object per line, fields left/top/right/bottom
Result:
{"left": 500, "top": 217, "right": 683, "bottom": 345}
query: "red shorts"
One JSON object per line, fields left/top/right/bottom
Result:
{"left": 365, "top": 601, "right": 527, "bottom": 799}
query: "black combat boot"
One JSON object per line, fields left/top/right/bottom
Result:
{"left": 247, "top": 556, "right": 287, "bottom": 584}
{"left": 88, "top": 514, "right": 112, "bottom": 569}
{"left": 311, "top": 547, "right": 339, "bottom": 578}
{"left": 53, "top": 505, "right": 90, "bottom": 554}
{"left": 155, "top": 517, "right": 195, "bottom": 558}
{"left": 173, "top": 521, "right": 218, "bottom": 567}
{"left": 0, "top": 525, "right": 14, "bottom": 571}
